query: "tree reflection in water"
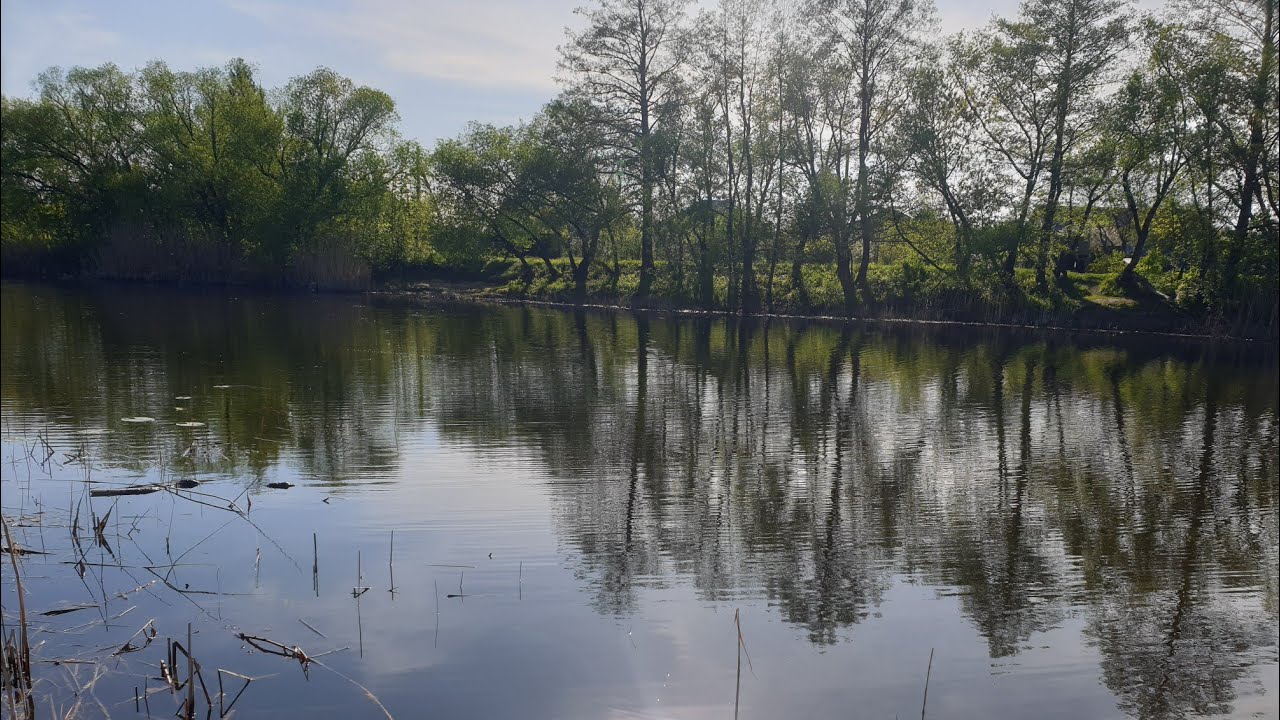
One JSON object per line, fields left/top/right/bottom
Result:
{"left": 2, "top": 283, "right": 1276, "bottom": 719}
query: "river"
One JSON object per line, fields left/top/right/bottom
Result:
{"left": 1, "top": 281, "right": 1276, "bottom": 719}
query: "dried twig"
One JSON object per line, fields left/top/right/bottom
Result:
{"left": 236, "top": 634, "right": 312, "bottom": 678}
{"left": 921, "top": 647, "right": 935, "bottom": 720}
{"left": 1, "top": 515, "right": 35, "bottom": 718}
{"left": 733, "top": 608, "right": 754, "bottom": 720}
{"left": 297, "top": 618, "right": 326, "bottom": 639}
{"left": 216, "top": 668, "right": 255, "bottom": 718}
{"left": 110, "top": 620, "right": 158, "bottom": 656}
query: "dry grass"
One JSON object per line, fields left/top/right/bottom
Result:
{"left": 2, "top": 514, "right": 35, "bottom": 719}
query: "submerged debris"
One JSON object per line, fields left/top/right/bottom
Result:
{"left": 1, "top": 545, "right": 48, "bottom": 556}
{"left": 90, "top": 485, "right": 163, "bottom": 497}
{"left": 39, "top": 603, "right": 100, "bottom": 617}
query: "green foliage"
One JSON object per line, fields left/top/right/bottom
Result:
{"left": 1089, "top": 254, "right": 1129, "bottom": 275}
{"left": 1, "top": 0, "right": 1276, "bottom": 334}
{"left": 2, "top": 61, "right": 434, "bottom": 288}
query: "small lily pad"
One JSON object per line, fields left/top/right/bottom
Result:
{"left": 121, "top": 417, "right": 155, "bottom": 424}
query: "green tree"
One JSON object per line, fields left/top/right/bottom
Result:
{"left": 823, "top": 0, "right": 935, "bottom": 299}
{"left": 532, "top": 99, "right": 628, "bottom": 298}
{"left": 1018, "top": 0, "right": 1129, "bottom": 290}
{"left": 897, "top": 46, "right": 996, "bottom": 275}
{"left": 1108, "top": 31, "right": 1191, "bottom": 287}
{"left": 139, "top": 59, "right": 282, "bottom": 260}
{"left": 560, "top": 0, "right": 690, "bottom": 300}
{"left": 275, "top": 68, "right": 398, "bottom": 262}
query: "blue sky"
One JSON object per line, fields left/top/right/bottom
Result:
{"left": 1, "top": 0, "right": 1019, "bottom": 146}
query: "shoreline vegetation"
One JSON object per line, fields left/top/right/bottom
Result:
{"left": 3, "top": 0, "right": 1277, "bottom": 339}
{"left": 9, "top": 272, "right": 1272, "bottom": 344}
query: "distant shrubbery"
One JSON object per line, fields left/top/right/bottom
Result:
{"left": 1, "top": 61, "right": 432, "bottom": 289}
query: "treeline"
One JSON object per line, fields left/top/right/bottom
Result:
{"left": 2, "top": 0, "right": 1277, "bottom": 327}
{"left": 1, "top": 61, "right": 431, "bottom": 288}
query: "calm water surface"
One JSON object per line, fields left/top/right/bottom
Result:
{"left": 1, "top": 282, "right": 1277, "bottom": 719}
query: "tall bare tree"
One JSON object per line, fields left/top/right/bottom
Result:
{"left": 560, "top": 0, "right": 690, "bottom": 300}
{"left": 824, "top": 0, "right": 934, "bottom": 300}
{"left": 1018, "top": 0, "right": 1129, "bottom": 290}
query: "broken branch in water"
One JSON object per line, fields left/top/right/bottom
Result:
{"left": 38, "top": 603, "right": 100, "bottom": 617}
{"left": 217, "top": 668, "right": 256, "bottom": 718}
{"left": 298, "top": 618, "right": 327, "bottom": 639}
{"left": 111, "top": 619, "right": 158, "bottom": 656}
{"left": 236, "top": 633, "right": 313, "bottom": 678}
{"left": 142, "top": 566, "right": 239, "bottom": 596}
{"left": 733, "top": 608, "right": 754, "bottom": 720}
{"left": 1, "top": 545, "right": 48, "bottom": 556}
{"left": 921, "top": 647, "right": 935, "bottom": 720}
{"left": 310, "top": 656, "right": 395, "bottom": 719}
{"left": 1, "top": 514, "right": 35, "bottom": 718}
{"left": 89, "top": 485, "right": 163, "bottom": 498}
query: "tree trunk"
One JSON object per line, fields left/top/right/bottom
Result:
{"left": 791, "top": 232, "right": 810, "bottom": 308}
{"left": 854, "top": 77, "right": 874, "bottom": 299}
{"left": 1037, "top": 98, "right": 1070, "bottom": 291}
{"left": 1226, "top": 0, "right": 1275, "bottom": 296}
{"left": 637, "top": 176, "right": 655, "bottom": 299}
{"left": 835, "top": 228, "right": 858, "bottom": 315}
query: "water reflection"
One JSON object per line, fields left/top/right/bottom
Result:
{"left": 2, "top": 282, "right": 1277, "bottom": 719}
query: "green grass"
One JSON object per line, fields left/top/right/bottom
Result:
{"left": 470, "top": 257, "right": 1190, "bottom": 332}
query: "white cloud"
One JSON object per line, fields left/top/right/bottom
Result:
{"left": 226, "top": 0, "right": 578, "bottom": 92}
{"left": 0, "top": 9, "right": 120, "bottom": 94}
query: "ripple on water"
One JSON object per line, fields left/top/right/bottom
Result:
{"left": 0, "top": 283, "right": 1276, "bottom": 719}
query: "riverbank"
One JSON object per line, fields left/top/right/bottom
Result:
{"left": 10, "top": 254, "right": 1280, "bottom": 338}
{"left": 374, "top": 260, "right": 1277, "bottom": 342}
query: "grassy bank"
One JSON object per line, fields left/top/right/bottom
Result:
{"left": 395, "top": 258, "right": 1275, "bottom": 340}
{"left": 5, "top": 249, "right": 1274, "bottom": 339}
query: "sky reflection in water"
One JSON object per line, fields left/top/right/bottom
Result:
{"left": 1, "top": 282, "right": 1277, "bottom": 719}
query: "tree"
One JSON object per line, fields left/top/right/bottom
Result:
{"left": 560, "top": 0, "right": 690, "bottom": 300}
{"left": 1017, "top": 0, "right": 1129, "bottom": 290}
{"left": 824, "top": 0, "right": 934, "bottom": 299}
{"left": 956, "top": 28, "right": 1055, "bottom": 283}
{"left": 139, "top": 59, "right": 281, "bottom": 256}
{"left": 956, "top": 0, "right": 1128, "bottom": 288}
{"left": 276, "top": 68, "right": 398, "bottom": 260}
{"left": 1161, "top": 0, "right": 1278, "bottom": 296}
{"left": 431, "top": 123, "right": 547, "bottom": 279}
{"left": 898, "top": 46, "right": 995, "bottom": 276}
{"left": 1109, "top": 30, "right": 1191, "bottom": 287}
{"left": 780, "top": 23, "right": 859, "bottom": 312}
{"left": 678, "top": 86, "right": 727, "bottom": 307}
{"left": 532, "top": 98, "right": 628, "bottom": 298}
{"left": 699, "top": 0, "right": 784, "bottom": 312}
{"left": 29, "top": 64, "right": 147, "bottom": 238}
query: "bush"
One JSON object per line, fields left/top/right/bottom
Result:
{"left": 1088, "top": 253, "right": 1128, "bottom": 275}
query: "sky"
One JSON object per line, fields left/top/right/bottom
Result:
{"left": 0, "top": 0, "right": 1020, "bottom": 146}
